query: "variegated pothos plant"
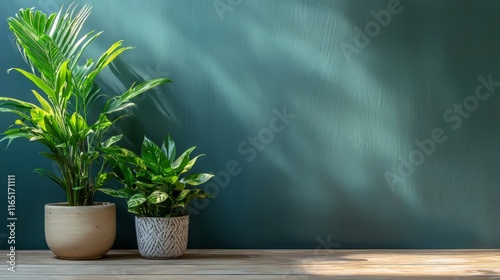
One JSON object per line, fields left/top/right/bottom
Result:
{"left": 100, "top": 134, "right": 214, "bottom": 217}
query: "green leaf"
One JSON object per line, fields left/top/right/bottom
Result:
{"left": 0, "top": 97, "right": 36, "bottom": 112}
{"left": 99, "top": 188, "right": 130, "bottom": 199}
{"left": 68, "top": 112, "right": 89, "bottom": 138}
{"left": 7, "top": 68, "right": 56, "bottom": 101}
{"left": 177, "top": 189, "right": 190, "bottom": 201}
{"left": 85, "top": 41, "right": 133, "bottom": 96}
{"left": 128, "top": 208, "right": 142, "bottom": 215}
{"left": 92, "top": 113, "right": 112, "bottom": 131}
{"left": 172, "top": 202, "right": 185, "bottom": 211}
{"left": 69, "top": 31, "right": 102, "bottom": 70}
{"left": 94, "top": 41, "right": 130, "bottom": 72}
{"left": 188, "top": 189, "right": 215, "bottom": 199}
{"left": 172, "top": 146, "right": 196, "bottom": 171}
{"left": 161, "top": 133, "right": 176, "bottom": 162}
{"left": 119, "top": 78, "right": 171, "bottom": 103}
{"left": 103, "top": 146, "right": 144, "bottom": 170}
{"left": 148, "top": 190, "right": 168, "bottom": 204}
{"left": 162, "top": 175, "right": 178, "bottom": 184}
{"left": 102, "top": 134, "right": 122, "bottom": 148}
{"left": 151, "top": 175, "right": 177, "bottom": 185}
{"left": 83, "top": 151, "right": 99, "bottom": 162}
{"left": 182, "top": 154, "right": 204, "bottom": 174}
{"left": 127, "top": 193, "right": 147, "bottom": 208}
{"left": 181, "top": 173, "right": 214, "bottom": 186}
{"left": 30, "top": 108, "right": 49, "bottom": 131}
{"left": 114, "top": 161, "right": 135, "bottom": 187}
{"left": 135, "top": 181, "right": 156, "bottom": 190}
{"left": 120, "top": 187, "right": 137, "bottom": 198}
{"left": 43, "top": 114, "right": 65, "bottom": 143}
{"left": 103, "top": 78, "right": 171, "bottom": 115}
{"left": 31, "top": 90, "right": 53, "bottom": 114}
{"left": 95, "top": 172, "right": 115, "bottom": 189}
{"left": 55, "top": 60, "right": 73, "bottom": 105}
{"left": 7, "top": 8, "right": 60, "bottom": 83}
{"left": 39, "top": 152, "right": 58, "bottom": 161}
{"left": 34, "top": 168, "right": 65, "bottom": 191}
{"left": 175, "top": 182, "right": 185, "bottom": 191}
{"left": 0, "top": 128, "right": 34, "bottom": 145}
{"left": 0, "top": 108, "right": 30, "bottom": 120}
{"left": 141, "top": 136, "right": 169, "bottom": 174}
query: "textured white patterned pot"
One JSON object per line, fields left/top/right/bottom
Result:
{"left": 135, "top": 215, "right": 189, "bottom": 259}
{"left": 45, "top": 202, "right": 116, "bottom": 260}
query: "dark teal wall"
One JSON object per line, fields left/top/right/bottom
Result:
{"left": 1, "top": 0, "right": 499, "bottom": 249}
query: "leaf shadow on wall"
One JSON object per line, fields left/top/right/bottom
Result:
{"left": 335, "top": 0, "right": 500, "bottom": 248}
{"left": 95, "top": 58, "right": 178, "bottom": 150}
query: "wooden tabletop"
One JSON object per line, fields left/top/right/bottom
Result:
{"left": 1, "top": 249, "right": 499, "bottom": 279}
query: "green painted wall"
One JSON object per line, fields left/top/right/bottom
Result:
{"left": 1, "top": 0, "right": 499, "bottom": 249}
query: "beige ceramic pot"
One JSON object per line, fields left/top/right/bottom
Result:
{"left": 135, "top": 215, "right": 189, "bottom": 259}
{"left": 45, "top": 202, "right": 116, "bottom": 260}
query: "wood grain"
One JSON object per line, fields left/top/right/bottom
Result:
{"left": 1, "top": 249, "right": 499, "bottom": 279}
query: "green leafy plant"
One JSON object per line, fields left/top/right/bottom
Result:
{"left": 0, "top": 5, "right": 171, "bottom": 205}
{"left": 99, "top": 134, "right": 214, "bottom": 217}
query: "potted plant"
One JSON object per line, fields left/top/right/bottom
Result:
{"left": 100, "top": 134, "right": 214, "bottom": 259}
{"left": 0, "top": 5, "right": 170, "bottom": 259}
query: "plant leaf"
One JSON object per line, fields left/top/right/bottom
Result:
{"left": 99, "top": 188, "right": 130, "bottom": 199}
{"left": 182, "top": 154, "right": 204, "bottom": 174}
{"left": 68, "top": 112, "right": 88, "bottom": 140}
{"left": 7, "top": 68, "right": 56, "bottom": 101}
{"left": 161, "top": 133, "right": 176, "bottom": 162}
{"left": 172, "top": 146, "right": 196, "bottom": 171}
{"left": 148, "top": 190, "right": 168, "bottom": 204}
{"left": 101, "top": 134, "right": 122, "bottom": 148}
{"left": 34, "top": 168, "right": 65, "bottom": 191}
{"left": 95, "top": 172, "right": 115, "bottom": 189}
{"left": 177, "top": 189, "right": 190, "bottom": 201}
{"left": 141, "top": 136, "right": 169, "bottom": 174}
{"left": 127, "top": 193, "right": 147, "bottom": 208}
{"left": 181, "top": 173, "right": 214, "bottom": 186}
{"left": 103, "top": 78, "right": 171, "bottom": 115}
{"left": 31, "top": 90, "right": 54, "bottom": 114}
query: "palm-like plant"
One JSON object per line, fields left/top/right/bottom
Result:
{"left": 0, "top": 5, "right": 171, "bottom": 205}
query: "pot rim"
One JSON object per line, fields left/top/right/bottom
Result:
{"left": 135, "top": 215, "right": 189, "bottom": 220}
{"left": 45, "top": 202, "right": 115, "bottom": 207}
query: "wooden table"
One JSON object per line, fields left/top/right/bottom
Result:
{"left": 1, "top": 249, "right": 499, "bottom": 279}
